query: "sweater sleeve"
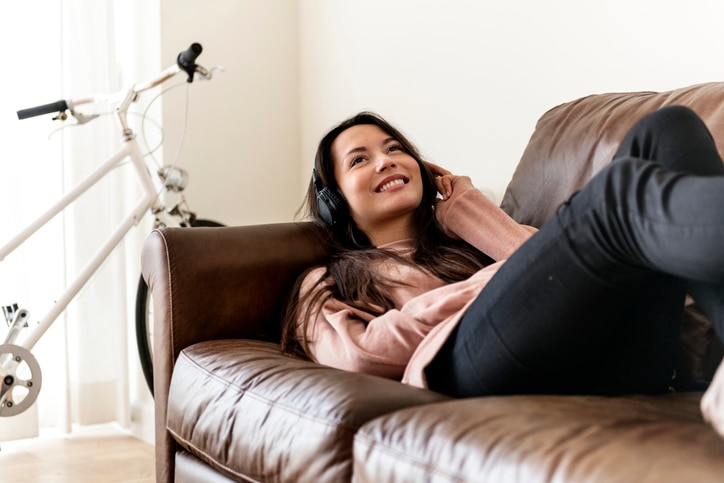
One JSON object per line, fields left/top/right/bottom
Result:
{"left": 299, "top": 268, "right": 433, "bottom": 379}
{"left": 435, "top": 176, "right": 537, "bottom": 261}
{"left": 298, "top": 264, "right": 482, "bottom": 380}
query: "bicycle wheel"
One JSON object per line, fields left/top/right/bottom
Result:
{"left": 135, "top": 218, "right": 224, "bottom": 396}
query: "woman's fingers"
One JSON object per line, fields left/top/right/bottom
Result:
{"left": 435, "top": 175, "right": 454, "bottom": 200}
{"left": 423, "top": 160, "right": 452, "bottom": 177}
{"left": 423, "top": 161, "right": 454, "bottom": 199}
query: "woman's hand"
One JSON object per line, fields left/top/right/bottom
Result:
{"left": 423, "top": 161, "right": 457, "bottom": 201}
{"left": 423, "top": 161, "right": 475, "bottom": 201}
{"left": 423, "top": 160, "right": 452, "bottom": 178}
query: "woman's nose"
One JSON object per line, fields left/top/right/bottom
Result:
{"left": 375, "top": 155, "right": 395, "bottom": 172}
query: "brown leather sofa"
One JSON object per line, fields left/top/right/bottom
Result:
{"left": 142, "top": 82, "right": 724, "bottom": 482}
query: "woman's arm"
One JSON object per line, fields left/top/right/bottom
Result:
{"left": 297, "top": 263, "right": 485, "bottom": 379}
{"left": 433, "top": 172, "right": 537, "bottom": 260}
{"left": 298, "top": 268, "right": 433, "bottom": 379}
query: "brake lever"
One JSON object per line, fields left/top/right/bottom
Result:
{"left": 70, "top": 110, "right": 100, "bottom": 125}
{"left": 50, "top": 110, "right": 100, "bottom": 126}
{"left": 195, "top": 65, "right": 224, "bottom": 81}
{"left": 46, "top": 110, "right": 103, "bottom": 139}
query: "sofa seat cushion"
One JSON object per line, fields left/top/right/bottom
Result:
{"left": 166, "top": 339, "right": 449, "bottom": 482}
{"left": 354, "top": 393, "right": 724, "bottom": 482}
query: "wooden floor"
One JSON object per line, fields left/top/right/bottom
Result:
{"left": 0, "top": 425, "right": 154, "bottom": 482}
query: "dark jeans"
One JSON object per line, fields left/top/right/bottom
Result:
{"left": 427, "top": 105, "right": 724, "bottom": 397}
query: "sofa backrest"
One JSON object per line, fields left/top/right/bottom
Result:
{"left": 501, "top": 82, "right": 724, "bottom": 227}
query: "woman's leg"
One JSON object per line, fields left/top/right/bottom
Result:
{"left": 611, "top": 107, "right": 724, "bottom": 329}
{"left": 599, "top": 106, "right": 724, "bottom": 392}
{"left": 427, "top": 106, "right": 724, "bottom": 398}
{"left": 614, "top": 105, "right": 724, "bottom": 176}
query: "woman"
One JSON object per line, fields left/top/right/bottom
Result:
{"left": 281, "top": 106, "right": 724, "bottom": 437}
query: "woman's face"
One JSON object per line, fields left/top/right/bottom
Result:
{"left": 330, "top": 123, "right": 423, "bottom": 243}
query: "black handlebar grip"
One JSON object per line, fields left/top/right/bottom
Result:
{"left": 17, "top": 100, "right": 69, "bottom": 120}
{"left": 177, "top": 43, "right": 203, "bottom": 82}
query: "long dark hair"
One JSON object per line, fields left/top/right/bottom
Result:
{"left": 281, "top": 112, "right": 492, "bottom": 359}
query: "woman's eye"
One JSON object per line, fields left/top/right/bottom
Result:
{"left": 388, "top": 144, "right": 404, "bottom": 153}
{"left": 350, "top": 156, "right": 364, "bottom": 167}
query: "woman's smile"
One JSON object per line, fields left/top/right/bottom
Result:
{"left": 376, "top": 175, "right": 408, "bottom": 193}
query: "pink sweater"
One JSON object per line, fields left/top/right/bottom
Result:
{"left": 299, "top": 177, "right": 536, "bottom": 388}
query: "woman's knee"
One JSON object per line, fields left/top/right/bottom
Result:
{"left": 646, "top": 104, "right": 701, "bottom": 124}
{"left": 615, "top": 105, "right": 721, "bottom": 174}
{"left": 631, "top": 105, "right": 705, "bottom": 138}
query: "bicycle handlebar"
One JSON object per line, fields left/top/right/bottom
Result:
{"left": 16, "top": 43, "right": 206, "bottom": 120}
{"left": 177, "top": 43, "right": 202, "bottom": 82}
{"left": 17, "top": 100, "right": 69, "bottom": 120}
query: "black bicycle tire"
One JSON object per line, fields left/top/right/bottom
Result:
{"left": 135, "top": 218, "right": 225, "bottom": 396}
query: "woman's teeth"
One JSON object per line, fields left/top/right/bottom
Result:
{"left": 379, "top": 179, "right": 405, "bottom": 192}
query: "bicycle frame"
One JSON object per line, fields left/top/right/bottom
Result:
{"left": 0, "top": 131, "right": 172, "bottom": 351}
{"left": 0, "top": 43, "right": 215, "bottom": 418}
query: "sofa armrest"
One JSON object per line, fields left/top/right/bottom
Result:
{"left": 141, "top": 222, "right": 328, "bottom": 483}
{"left": 142, "top": 221, "right": 328, "bottom": 363}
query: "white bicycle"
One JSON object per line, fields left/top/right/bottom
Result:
{"left": 0, "top": 43, "right": 223, "bottom": 417}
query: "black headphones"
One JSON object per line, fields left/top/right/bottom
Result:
{"left": 312, "top": 168, "right": 347, "bottom": 227}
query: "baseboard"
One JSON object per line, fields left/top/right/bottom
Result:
{"left": 130, "top": 399, "right": 155, "bottom": 445}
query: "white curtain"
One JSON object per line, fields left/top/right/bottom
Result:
{"left": 1, "top": 0, "right": 159, "bottom": 442}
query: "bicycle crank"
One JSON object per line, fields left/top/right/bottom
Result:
{"left": 0, "top": 344, "right": 42, "bottom": 417}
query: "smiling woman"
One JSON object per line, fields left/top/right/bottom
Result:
{"left": 281, "top": 111, "right": 511, "bottom": 365}
{"left": 280, "top": 106, "right": 724, "bottom": 440}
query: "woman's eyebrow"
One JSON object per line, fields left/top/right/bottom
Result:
{"left": 344, "top": 136, "right": 397, "bottom": 159}
{"left": 343, "top": 146, "right": 367, "bottom": 159}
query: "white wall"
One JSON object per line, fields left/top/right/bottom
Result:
{"left": 160, "top": 0, "right": 299, "bottom": 226}
{"left": 299, "top": 0, "right": 724, "bottom": 202}
{"left": 161, "top": 0, "right": 724, "bottom": 222}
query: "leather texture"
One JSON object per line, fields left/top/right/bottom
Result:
{"left": 142, "top": 222, "right": 329, "bottom": 483}
{"left": 501, "top": 82, "right": 724, "bottom": 227}
{"left": 354, "top": 393, "right": 724, "bottom": 482}
{"left": 167, "top": 340, "right": 448, "bottom": 482}
{"left": 142, "top": 82, "right": 724, "bottom": 482}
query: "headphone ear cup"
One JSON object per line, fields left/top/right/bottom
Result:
{"left": 316, "top": 186, "right": 347, "bottom": 227}
{"left": 312, "top": 168, "right": 348, "bottom": 227}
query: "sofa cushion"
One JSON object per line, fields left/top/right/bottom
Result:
{"left": 353, "top": 393, "right": 724, "bottom": 482}
{"left": 166, "top": 339, "right": 449, "bottom": 482}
